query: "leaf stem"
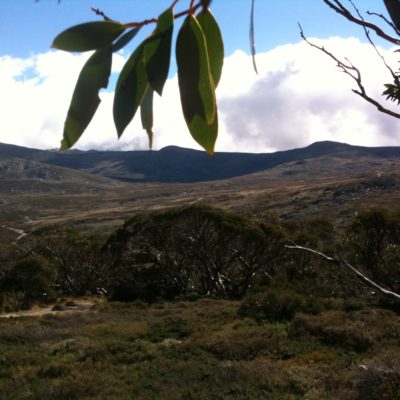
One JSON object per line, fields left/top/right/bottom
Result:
{"left": 125, "top": 18, "right": 158, "bottom": 29}
{"left": 170, "top": 0, "right": 180, "bottom": 9}
{"left": 190, "top": 0, "right": 196, "bottom": 14}
{"left": 124, "top": 0, "right": 202, "bottom": 28}
{"left": 176, "top": 1, "right": 201, "bottom": 18}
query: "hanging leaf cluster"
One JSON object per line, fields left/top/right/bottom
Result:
{"left": 52, "top": 2, "right": 224, "bottom": 155}
{"left": 383, "top": 82, "right": 400, "bottom": 105}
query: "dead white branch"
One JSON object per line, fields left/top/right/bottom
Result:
{"left": 286, "top": 243, "right": 400, "bottom": 302}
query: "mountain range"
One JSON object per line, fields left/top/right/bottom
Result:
{"left": 1, "top": 140, "right": 400, "bottom": 184}
{"left": 2, "top": 140, "right": 400, "bottom": 243}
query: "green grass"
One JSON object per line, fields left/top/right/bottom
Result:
{"left": 0, "top": 298, "right": 399, "bottom": 399}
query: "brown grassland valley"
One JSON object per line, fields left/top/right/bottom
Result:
{"left": 1, "top": 143, "right": 400, "bottom": 399}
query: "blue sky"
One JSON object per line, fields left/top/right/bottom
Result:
{"left": 1, "top": 0, "right": 388, "bottom": 57}
{"left": 0, "top": 0, "right": 399, "bottom": 152}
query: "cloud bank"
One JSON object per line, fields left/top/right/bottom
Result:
{"left": 1, "top": 36, "right": 400, "bottom": 153}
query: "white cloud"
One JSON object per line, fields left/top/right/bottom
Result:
{"left": 1, "top": 37, "right": 400, "bottom": 153}
{"left": 216, "top": 38, "right": 400, "bottom": 152}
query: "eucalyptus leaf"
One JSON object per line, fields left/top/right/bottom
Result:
{"left": 197, "top": 9, "right": 224, "bottom": 87}
{"left": 200, "top": 0, "right": 213, "bottom": 8}
{"left": 112, "top": 27, "right": 141, "bottom": 53}
{"left": 140, "top": 87, "right": 154, "bottom": 149}
{"left": 52, "top": 21, "right": 126, "bottom": 52}
{"left": 176, "top": 14, "right": 217, "bottom": 146}
{"left": 188, "top": 109, "right": 218, "bottom": 156}
{"left": 60, "top": 47, "right": 112, "bottom": 150}
{"left": 113, "top": 42, "right": 149, "bottom": 137}
{"left": 144, "top": 8, "right": 174, "bottom": 95}
{"left": 384, "top": 0, "right": 400, "bottom": 31}
{"left": 249, "top": 0, "right": 258, "bottom": 74}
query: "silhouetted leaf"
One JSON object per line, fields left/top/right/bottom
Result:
{"left": 249, "top": 0, "right": 258, "bottom": 74}
{"left": 384, "top": 0, "right": 400, "bottom": 31}
{"left": 52, "top": 21, "right": 126, "bottom": 52}
{"left": 383, "top": 83, "right": 400, "bottom": 104}
{"left": 197, "top": 9, "right": 224, "bottom": 87}
{"left": 141, "top": 87, "right": 154, "bottom": 149}
{"left": 200, "top": 0, "right": 213, "bottom": 9}
{"left": 176, "top": 15, "right": 217, "bottom": 154}
{"left": 60, "top": 47, "right": 112, "bottom": 150}
{"left": 144, "top": 8, "right": 174, "bottom": 95}
{"left": 188, "top": 109, "right": 218, "bottom": 156}
{"left": 112, "top": 27, "right": 141, "bottom": 53}
{"left": 113, "top": 42, "right": 149, "bottom": 137}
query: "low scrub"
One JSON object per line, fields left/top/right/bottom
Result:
{"left": 238, "top": 288, "right": 325, "bottom": 322}
{"left": 290, "top": 309, "right": 400, "bottom": 352}
{"left": 352, "top": 353, "right": 400, "bottom": 400}
{"left": 0, "top": 298, "right": 399, "bottom": 399}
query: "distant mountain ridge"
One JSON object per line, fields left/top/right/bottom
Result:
{"left": 1, "top": 141, "right": 400, "bottom": 183}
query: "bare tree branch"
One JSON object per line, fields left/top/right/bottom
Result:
{"left": 349, "top": 0, "right": 400, "bottom": 87}
{"left": 286, "top": 243, "right": 400, "bottom": 302}
{"left": 322, "top": 0, "right": 400, "bottom": 45}
{"left": 299, "top": 24, "right": 400, "bottom": 120}
{"left": 90, "top": 1, "right": 205, "bottom": 29}
{"left": 366, "top": 10, "right": 400, "bottom": 36}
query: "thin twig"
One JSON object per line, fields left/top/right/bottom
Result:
{"left": 366, "top": 10, "right": 400, "bottom": 36}
{"left": 322, "top": 0, "right": 400, "bottom": 45}
{"left": 90, "top": 7, "right": 112, "bottom": 21}
{"left": 349, "top": 1, "right": 400, "bottom": 88}
{"left": 124, "top": 1, "right": 203, "bottom": 28}
{"left": 90, "top": 1, "right": 203, "bottom": 30}
{"left": 175, "top": 1, "right": 202, "bottom": 18}
{"left": 170, "top": 0, "right": 180, "bottom": 9}
{"left": 124, "top": 18, "right": 158, "bottom": 29}
{"left": 299, "top": 24, "right": 400, "bottom": 120}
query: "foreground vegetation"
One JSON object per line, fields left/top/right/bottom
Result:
{"left": 1, "top": 205, "right": 400, "bottom": 398}
{"left": 0, "top": 299, "right": 400, "bottom": 399}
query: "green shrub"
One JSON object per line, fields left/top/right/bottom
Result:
{"left": 109, "top": 263, "right": 183, "bottom": 303}
{"left": 342, "top": 297, "right": 366, "bottom": 312}
{"left": 238, "top": 288, "right": 324, "bottom": 322}
{"left": 290, "top": 309, "right": 400, "bottom": 352}
{"left": 143, "top": 320, "right": 190, "bottom": 343}
{"left": 0, "top": 291, "right": 26, "bottom": 312}
{"left": 0, "top": 255, "right": 56, "bottom": 310}
{"left": 345, "top": 208, "right": 400, "bottom": 293}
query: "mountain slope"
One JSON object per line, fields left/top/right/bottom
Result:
{"left": 1, "top": 141, "right": 400, "bottom": 183}
{"left": 0, "top": 157, "right": 125, "bottom": 193}
{"left": 2, "top": 140, "right": 400, "bottom": 243}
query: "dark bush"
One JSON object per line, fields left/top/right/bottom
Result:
{"left": 109, "top": 262, "right": 183, "bottom": 302}
{"left": 345, "top": 208, "right": 400, "bottom": 293}
{"left": 238, "top": 288, "right": 324, "bottom": 322}
{"left": 1, "top": 255, "right": 56, "bottom": 308}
